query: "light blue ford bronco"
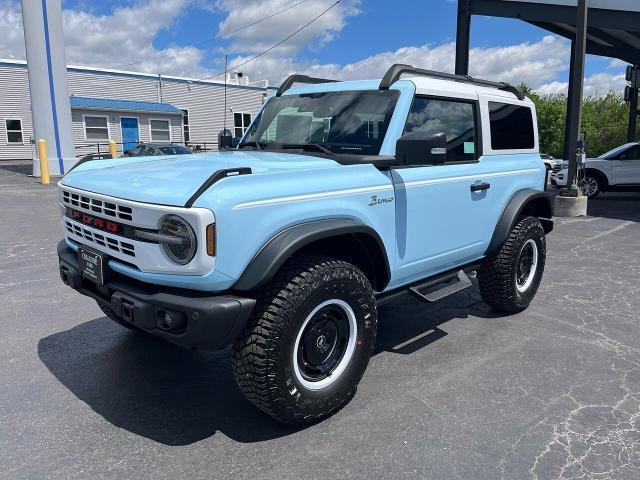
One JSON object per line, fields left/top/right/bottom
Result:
{"left": 57, "top": 64, "right": 553, "bottom": 425}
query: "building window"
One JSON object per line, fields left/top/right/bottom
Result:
{"left": 234, "top": 112, "right": 252, "bottom": 138}
{"left": 404, "top": 97, "right": 478, "bottom": 162}
{"left": 182, "top": 110, "right": 190, "bottom": 142}
{"left": 5, "top": 119, "right": 23, "bottom": 144}
{"left": 84, "top": 116, "right": 109, "bottom": 140}
{"left": 150, "top": 119, "right": 171, "bottom": 142}
{"left": 488, "top": 102, "right": 535, "bottom": 150}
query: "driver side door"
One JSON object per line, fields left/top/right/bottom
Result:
{"left": 390, "top": 95, "right": 493, "bottom": 285}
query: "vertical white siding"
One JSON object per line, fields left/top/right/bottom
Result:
{"left": 0, "top": 65, "right": 35, "bottom": 161}
{"left": 0, "top": 61, "right": 270, "bottom": 160}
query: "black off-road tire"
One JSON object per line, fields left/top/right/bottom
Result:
{"left": 478, "top": 216, "right": 546, "bottom": 313}
{"left": 97, "top": 301, "right": 141, "bottom": 331}
{"left": 232, "top": 255, "right": 377, "bottom": 425}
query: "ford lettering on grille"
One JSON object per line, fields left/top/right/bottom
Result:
{"left": 66, "top": 208, "right": 122, "bottom": 234}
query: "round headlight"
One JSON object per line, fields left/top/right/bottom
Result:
{"left": 159, "top": 215, "right": 197, "bottom": 265}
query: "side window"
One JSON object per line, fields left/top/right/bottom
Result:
{"left": 84, "top": 116, "right": 109, "bottom": 140}
{"left": 404, "top": 97, "right": 478, "bottom": 162}
{"left": 143, "top": 145, "right": 157, "bottom": 155}
{"left": 234, "top": 112, "right": 252, "bottom": 138}
{"left": 150, "top": 119, "right": 171, "bottom": 142}
{"left": 5, "top": 119, "right": 24, "bottom": 144}
{"left": 611, "top": 145, "right": 640, "bottom": 160}
{"left": 181, "top": 109, "right": 190, "bottom": 142}
{"left": 488, "top": 102, "right": 534, "bottom": 150}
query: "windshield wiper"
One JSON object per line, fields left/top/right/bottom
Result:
{"left": 281, "top": 143, "right": 333, "bottom": 155}
{"left": 238, "top": 141, "right": 264, "bottom": 150}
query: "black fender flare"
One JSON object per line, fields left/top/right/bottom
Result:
{"left": 485, "top": 189, "right": 554, "bottom": 256}
{"left": 233, "top": 219, "right": 391, "bottom": 292}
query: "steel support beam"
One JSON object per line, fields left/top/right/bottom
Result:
{"left": 565, "top": 0, "right": 589, "bottom": 192}
{"left": 455, "top": 0, "right": 471, "bottom": 75}
{"left": 627, "top": 67, "right": 638, "bottom": 143}
{"left": 467, "top": 0, "right": 640, "bottom": 32}
{"left": 627, "top": 92, "right": 638, "bottom": 143}
{"left": 563, "top": 39, "right": 576, "bottom": 162}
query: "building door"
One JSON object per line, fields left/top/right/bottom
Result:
{"left": 120, "top": 117, "right": 139, "bottom": 153}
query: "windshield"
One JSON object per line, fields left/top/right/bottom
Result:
{"left": 159, "top": 146, "right": 192, "bottom": 155}
{"left": 242, "top": 89, "right": 400, "bottom": 155}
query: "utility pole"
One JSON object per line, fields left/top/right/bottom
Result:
{"left": 223, "top": 54, "right": 228, "bottom": 135}
{"left": 625, "top": 65, "right": 639, "bottom": 143}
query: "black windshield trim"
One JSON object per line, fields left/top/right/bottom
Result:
{"left": 237, "top": 147, "right": 399, "bottom": 167}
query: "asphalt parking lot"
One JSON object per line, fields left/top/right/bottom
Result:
{"left": 1, "top": 162, "right": 639, "bottom": 480}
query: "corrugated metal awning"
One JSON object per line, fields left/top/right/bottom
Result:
{"left": 69, "top": 96, "right": 183, "bottom": 115}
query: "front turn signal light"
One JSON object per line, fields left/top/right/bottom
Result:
{"left": 206, "top": 224, "right": 216, "bottom": 256}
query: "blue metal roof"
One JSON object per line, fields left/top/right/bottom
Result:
{"left": 69, "top": 96, "right": 183, "bottom": 114}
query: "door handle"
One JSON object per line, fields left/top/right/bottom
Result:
{"left": 470, "top": 182, "right": 491, "bottom": 192}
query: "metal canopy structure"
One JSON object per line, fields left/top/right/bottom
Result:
{"left": 455, "top": 0, "right": 640, "bottom": 186}
{"left": 456, "top": 0, "right": 640, "bottom": 67}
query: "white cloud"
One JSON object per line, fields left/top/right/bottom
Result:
{"left": 0, "top": 0, "right": 627, "bottom": 98}
{"left": 536, "top": 72, "right": 627, "bottom": 96}
{"left": 0, "top": 0, "right": 24, "bottom": 59}
{"left": 213, "top": 0, "right": 361, "bottom": 55}
{"left": 0, "top": 0, "right": 209, "bottom": 77}
{"left": 226, "top": 35, "right": 573, "bottom": 88}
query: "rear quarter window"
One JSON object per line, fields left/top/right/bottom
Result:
{"left": 488, "top": 102, "right": 534, "bottom": 150}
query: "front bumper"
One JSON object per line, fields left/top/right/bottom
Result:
{"left": 58, "top": 241, "right": 255, "bottom": 350}
{"left": 551, "top": 170, "right": 568, "bottom": 187}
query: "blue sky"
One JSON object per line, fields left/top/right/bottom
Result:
{"left": 0, "top": 0, "right": 627, "bottom": 94}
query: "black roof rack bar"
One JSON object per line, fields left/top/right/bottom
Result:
{"left": 276, "top": 74, "right": 338, "bottom": 97}
{"left": 379, "top": 63, "right": 525, "bottom": 100}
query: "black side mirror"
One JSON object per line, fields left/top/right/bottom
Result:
{"left": 396, "top": 131, "right": 447, "bottom": 165}
{"left": 218, "top": 129, "right": 233, "bottom": 150}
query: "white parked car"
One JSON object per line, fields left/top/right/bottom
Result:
{"left": 551, "top": 142, "right": 640, "bottom": 198}
{"left": 541, "top": 153, "right": 562, "bottom": 172}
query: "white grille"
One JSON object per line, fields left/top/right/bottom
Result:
{"left": 62, "top": 189, "right": 133, "bottom": 221}
{"left": 65, "top": 220, "right": 135, "bottom": 257}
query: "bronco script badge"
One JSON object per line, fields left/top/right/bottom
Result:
{"left": 369, "top": 195, "right": 394, "bottom": 207}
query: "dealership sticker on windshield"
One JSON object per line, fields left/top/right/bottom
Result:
{"left": 464, "top": 142, "right": 475, "bottom": 154}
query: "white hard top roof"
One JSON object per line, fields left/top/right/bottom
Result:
{"left": 406, "top": 75, "right": 531, "bottom": 103}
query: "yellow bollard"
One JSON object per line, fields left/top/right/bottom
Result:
{"left": 37, "top": 139, "right": 50, "bottom": 185}
{"left": 108, "top": 140, "right": 117, "bottom": 159}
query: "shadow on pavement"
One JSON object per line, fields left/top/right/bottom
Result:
{"left": 37, "top": 318, "right": 302, "bottom": 446}
{"left": 38, "top": 287, "right": 498, "bottom": 445}
{"left": 587, "top": 192, "right": 640, "bottom": 223}
{"left": 0, "top": 161, "right": 33, "bottom": 176}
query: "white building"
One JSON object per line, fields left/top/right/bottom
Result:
{"left": 0, "top": 59, "right": 271, "bottom": 161}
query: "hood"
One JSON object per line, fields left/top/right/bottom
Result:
{"left": 60, "top": 150, "right": 340, "bottom": 206}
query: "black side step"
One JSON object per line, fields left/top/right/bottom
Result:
{"left": 376, "top": 261, "right": 480, "bottom": 306}
{"left": 410, "top": 270, "right": 472, "bottom": 303}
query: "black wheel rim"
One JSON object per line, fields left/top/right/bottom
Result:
{"left": 516, "top": 239, "right": 538, "bottom": 292}
{"left": 296, "top": 304, "right": 350, "bottom": 382}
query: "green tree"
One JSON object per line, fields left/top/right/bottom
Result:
{"left": 524, "top": 87, "right": 638, "bottom": 159}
